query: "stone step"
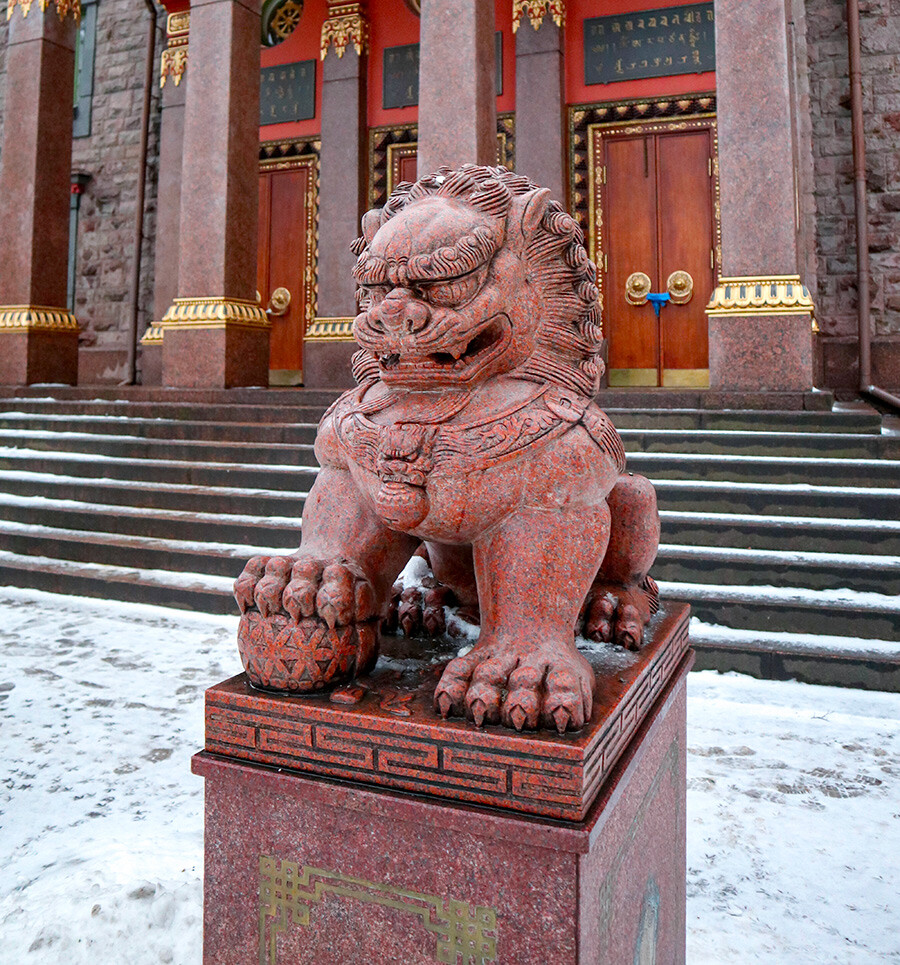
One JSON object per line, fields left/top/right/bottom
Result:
{"left": 689, "top": 620, "right": 900, "bottom": 692}
{"left": 661, "top": 581, "right": 900, "bottom": 641}
{"left": 0, "top": 385, "right": 342, "bottom": 406}
{"left": 604, "top": 405, "right": 882, "bottom": 433}
{"left": 626, "top": 451, "right": 900, "bottom": 487}
{"left": 0, "top": 520, "right": 289, "bottom": 580}
{"left": 0, "top": 550, "right": 236, "bottom": 615}
{"left": 0, "top": 413, "right": 321, "bottom": 444}
{"left": 618, "top": 428, "right": 898, "bottom": 459}
{"left": 0, "top": 430, "right": 320, "bottom": 466}
{"left": 659, "top": 510, "right": 900, "bottom": 555}
{"left": 0, "top": 493, "right": 302, "bottom": 545}
{"left": 655, "top": 544, "right": 900, "bottom": 595}
{"left": 653, "top": 479, "right": 900, "bottom": 520}
{"left": 0, "top": 399, "right": 328, "bottom": 423}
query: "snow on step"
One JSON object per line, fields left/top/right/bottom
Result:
{"left": 0, "top": 550, "right": 234, "bottom": 594}
{"left": 658, "top": 543, "right": 900, "bottom": 570}
{"left": 660, "top": 509, "right": 900, "bottom": 532}
{"left": 658, "top": 579, "right": 900, "bottom": 613}
{"left": 689, "top": 618, "right": 900, "bottom": 660}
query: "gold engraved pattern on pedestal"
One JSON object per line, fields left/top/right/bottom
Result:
{"left": 6, "top": 0, "right": 80, "bottom": 21}
{"left": 705, "top": 275, "right": 815, "bottom": 318}
{"left": 512, "top": 0, "right": 565, "bottom": 32}
{"left": 320, "top": 2, "right": 368, "bottom": 60}
{"left": 160, "top": 297, "right": 270, "bottom": 331}
{"left": 306, "top": 316, "right": 355, "bottom": 341}
{"left": 258, "top": 858, "right": 498, "bottom": 965}
{"left": 160, "top": 11, "right": 189, "bottom": 88}
{"left": 0, "top": 306, "right": 79, "bottom": 332}
{"left": 139, "top": 323, "right": 163, "bottom": 345}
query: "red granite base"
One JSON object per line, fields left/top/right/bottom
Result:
{"left": 162, "top": 325, "right": 269, "bottom": 388}
{"left": 194, "top": 648, "right": 690, "bottom": 965}
{"left": 0, "top": 330, "right": 78, "bottom": 385}
{"left": 207, "top": 604, "right": 690, "bottom": 821}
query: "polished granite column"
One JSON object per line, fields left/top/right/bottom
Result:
{"left": 708, "top": 0, "right": 815, "bottom": 390}
{"left": 0, "top": 0, "right": 80, "bottom": 385}
{"left": 141, "top": 11, "right": 189, "bottom": 385}
{"left": 161, "top": 0, "right": 269, "bottom": 388}
{"left": 417, "top": 0, "right": 496, "bottom": 175}
{"left": 304, "top": 2, "right": 369, "bottom": 389}
{"left": 514, "top": 2, "right": 565, "bottom": 204}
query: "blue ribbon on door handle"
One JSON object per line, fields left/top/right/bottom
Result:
{"left": 646, "top": 292, "right": 671, "bottom": 317}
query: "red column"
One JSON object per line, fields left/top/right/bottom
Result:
{"left": 161, "top": 0, "right": 269, "bottom": 388}
{"left": 0, "top": 0, "right": 80, "bottom": 385}
{"left": 417, "top": 0, "right": 496, "bottom": 175}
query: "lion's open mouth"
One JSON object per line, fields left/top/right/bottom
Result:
{"left": 378, "top": 315, "right": 510, "bottom": 377}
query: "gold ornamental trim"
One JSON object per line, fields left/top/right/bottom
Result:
{"left": 259, "top": 858, "right": 498, "bottom": 965}
{"left": 160, "top": 297, "right": 270, "bottom": 331}
{"left": 320, "top": 2, "right": 368, "bottom": 59}
{"left": 706, "top": 275, "right": 815, "bottom": 317}
{"left": 306, "top": 316, "right": 355, "bottom": 341}
{"left": 7, "top": 0, "right": 80, "bottom": 21}
{"left": 0, "top": 306, "right": 79, "bottom": 333}
{"left": 160, "top": 11, "right": 189, "bottom": 88}
{"left": 139, "top": 323, "right": 164, "bottom": 345}
{"left": 512, "top": 0, "right": 564, "bottom": 32}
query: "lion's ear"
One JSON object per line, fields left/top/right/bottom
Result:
{"left": 360, "top": 208, "right": 385, "bottom": 245}
{"left": 509, "top": 188, "right": 552, "bottom": 245}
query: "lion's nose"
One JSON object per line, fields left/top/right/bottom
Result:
{"left": 376, "top": 290, "right": 430, "bottom": 335}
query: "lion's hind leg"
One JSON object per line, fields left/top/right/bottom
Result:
{"left": 582, "top": 473, "right": 660, "bottom": 650}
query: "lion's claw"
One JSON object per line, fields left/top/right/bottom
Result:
{"left": 581, "top": 580, "right": 655, "bottom": 651}
{"left": 435, "top": 641, "right": 594, "bottom": 734}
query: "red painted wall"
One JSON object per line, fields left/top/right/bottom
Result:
{"left": 565, "top": 0, "right": 715, "bottom": 105}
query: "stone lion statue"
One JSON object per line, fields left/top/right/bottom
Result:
{"left": 234, "top": 165, "right": 660, "bottom": 734}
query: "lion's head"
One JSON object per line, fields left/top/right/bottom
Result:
{"left": 350, "top": 164, "right": 604, "bottom": 396}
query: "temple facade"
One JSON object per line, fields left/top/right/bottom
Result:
{"left": 0, "top": 0, "right": 897, "bottom": 395}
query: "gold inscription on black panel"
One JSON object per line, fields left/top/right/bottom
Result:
{"left": 260, "top": 60, "right": 316, "bottom": 126}
{"left": 584, "top": 3, "right": 715, "bottom": 85}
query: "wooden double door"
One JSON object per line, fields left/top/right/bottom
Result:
{"left": 257, "top": 159, "right": 316, "bottom": 385}
{"left": 592, "top": 117, "right": 718, "bottom": 387}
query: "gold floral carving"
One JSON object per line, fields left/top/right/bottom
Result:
{"left": 512, "top": 0, "right": 564, "bottom": 32}
{"left": 160, "top": 297, "right": 270, "bottom": 331}
{"left": 306, "top": 316, "right": 355, "bottom": 341}
{"left": 6, "top": 0, "right": 80, "bottom": 21}
{"left": 320, "top": 2, "right": 368, "bottom": 59}
{"left": 705, "top": 275, "right": 815, "bottom": 317}
{"left": 160, "top": 11, "right": 189, "bottom": 88}
{"left": 258, "top": 858, "right": 498, "bottom": 965}
{"left": 0, "top": 306, "right": 79, "bottom": 332}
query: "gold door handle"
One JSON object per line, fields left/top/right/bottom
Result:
{"left": 625, "top": 272, "right": 652, "bottom": 305}
{"left": 666, "top": 270, "right": 693, "bottom": 304}
{"left": 266, "top": 287, "right": 292, "bottom": 316}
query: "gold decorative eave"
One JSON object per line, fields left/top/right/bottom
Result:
{"left": 0, "top": 306, "right": 80, "bottom": 332}
{"left": 139, "top": 323, "right": 164, "bottom": 345}
{"left": 306, "top": 316, "right": 355, "bottom": 341}
{"left": 706, "top": 275, "right": 815, "bottom": 317}
{"left": 512, "top": 0, "right": 564, "bottom": 33}
{"left": 7, "top": 0, "right": 80, "bottom": 22}
{"left": 160, "top": 297, "right": 271, "bottom": 331}
{"left": 320, "top": 2, "right": 368, "bottom": 59}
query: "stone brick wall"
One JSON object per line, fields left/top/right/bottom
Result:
{"left": 71, "top": 2, "right": 164, "bottom": 382}
{"left": 804, "top": 0, "right": 900, "bottom": 389}
{"left": 0, "top": 1, "right": 163, "bottom": 383}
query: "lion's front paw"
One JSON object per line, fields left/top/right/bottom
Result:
{"left": 581, "top": 575, "right": 659, "bottom": 651}
{"left": 433, "top": 640, "right": 594, "bottom": 734}
{"left": 385, "top": 579, "right": 454, "bottom": 636}
{"left": 235, "top": 556, "right": 380, "bottom": 693}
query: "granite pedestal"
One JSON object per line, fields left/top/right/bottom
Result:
{"left": 194, "top": 604, "right": 691, "bottom": 964}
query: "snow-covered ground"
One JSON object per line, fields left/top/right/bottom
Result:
{"left": 0, "top": 588, "right": 898, "bottom": 964}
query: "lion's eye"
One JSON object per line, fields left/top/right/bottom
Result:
{"left": 418, "top": 265, "right": 488, "bottom": 308}
{"left": 358, "top": 285, "right": 391, "bottom": 309}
